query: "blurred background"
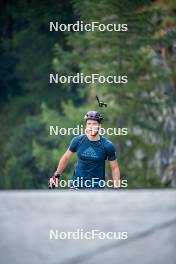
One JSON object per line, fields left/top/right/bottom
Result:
{"left": 0, "top": 0, "right": 176, "bottom": 189}
{"left": 0, "top": 2, "right": 176, "bottom": 264}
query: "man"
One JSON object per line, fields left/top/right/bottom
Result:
{"left": 49, "top": 111, "right": 120, "bottom": 189}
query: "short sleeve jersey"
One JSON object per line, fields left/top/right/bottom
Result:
{"left": 69, "top": 135, "right": 117, "bottom": 188}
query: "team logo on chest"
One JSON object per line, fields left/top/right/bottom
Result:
{"left": 81, "top": 146, "right": 98, "bottom": 158}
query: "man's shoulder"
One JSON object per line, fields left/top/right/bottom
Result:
{"left": 69, "top": 134, "right": 86, "bottom": 152}
{"left": 70, "top": 134, "right": 86, "bottom": 144}
{"left": 101, "top": 136, "right": 114, "bottom": 145}
{"left": 101, "top": 137, "right": 117, "bottom": 159}
{"left": 101, "top": 136, "right": 116, "bottom": 150}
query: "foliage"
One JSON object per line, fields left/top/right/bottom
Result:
{"left": 0, "top": 0, "right": 176, "bottom": 189}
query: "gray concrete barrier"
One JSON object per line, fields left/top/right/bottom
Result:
{"left": 0, "top": 190, "right": 176, "bottom": 264}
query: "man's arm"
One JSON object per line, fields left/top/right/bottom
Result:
{"left": 109, "top": 160, "right": 120, "bottom": 188}
{"left": 55, "top": 149, "right": 73, "bottom": 175}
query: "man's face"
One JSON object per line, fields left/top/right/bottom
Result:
{"left": 86, "top": 120, "right": 101, "bottom": 136}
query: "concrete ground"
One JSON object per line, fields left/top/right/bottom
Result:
{"left": 0, "top": 190, "right": 176, "bottom": 264}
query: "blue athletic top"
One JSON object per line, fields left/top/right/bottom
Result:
{"left": 69, "top": 135, "right": 117, "bottom": 188}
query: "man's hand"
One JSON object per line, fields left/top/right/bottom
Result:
{"left": 48, "top": 176, "right": 59, "bottom": 189}
{"left": 48, "top": 149, "right": 73, "bottom": 189}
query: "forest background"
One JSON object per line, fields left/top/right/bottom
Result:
{"left": 0, "top": 0, "right": 176, "bottom": 189}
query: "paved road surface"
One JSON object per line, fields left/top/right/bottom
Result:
{"left": 0, "top": 190, "right": 176, "bottom": 264}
